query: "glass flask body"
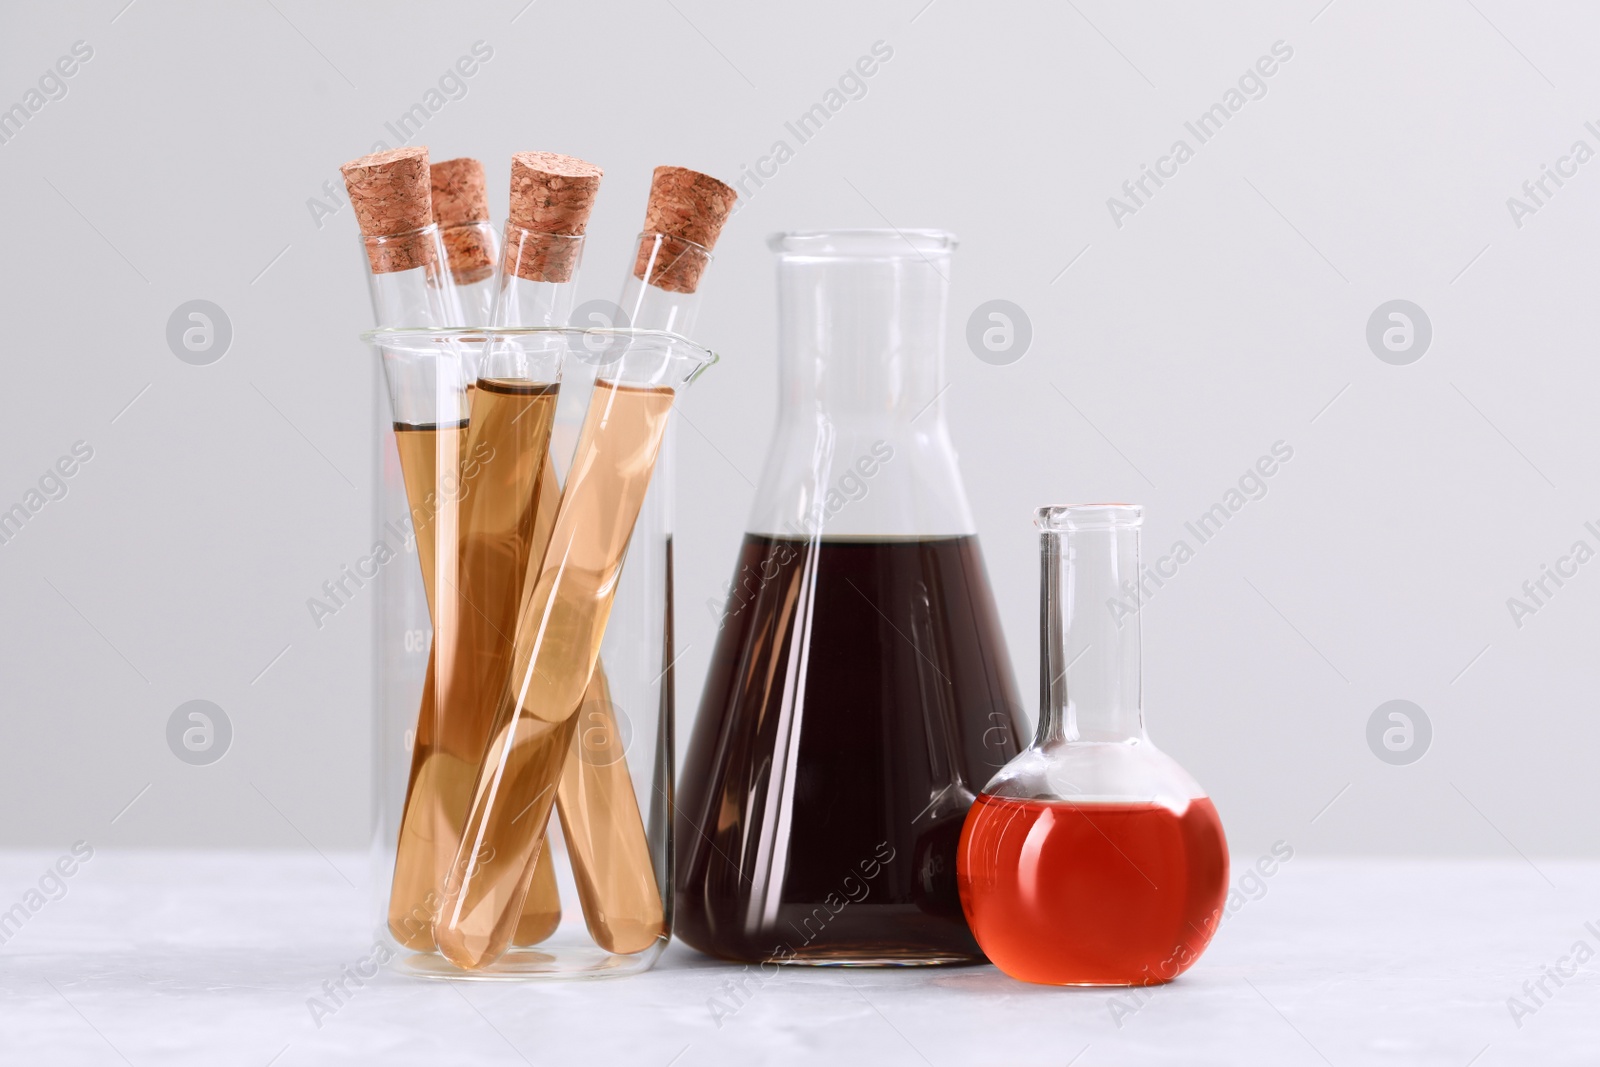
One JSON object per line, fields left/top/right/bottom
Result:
{"left": 957, "top": 505, "right": 1229, "bottom": 986}
{"left": 676, "top": 231, "right": 1026, "bottom": 965}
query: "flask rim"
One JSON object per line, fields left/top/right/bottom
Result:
{"left": 767, "top": 229, "right": 957, "bottom": 258}
{"left": 1035, "top": 503, "right": 1143, "bottom": 532}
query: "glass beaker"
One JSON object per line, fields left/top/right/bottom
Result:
{"left": 957, "top": 505, "right": 1229, "bottom": 986}
{"left": 676, "top": 230, "right": 1026, "bottom": 965}
{"left": 368, "top": 325, "right": 716, "bottom": 979}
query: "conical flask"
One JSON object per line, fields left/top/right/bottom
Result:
{"left": 676, "top": 230, "right": 1026, "bottom": 964}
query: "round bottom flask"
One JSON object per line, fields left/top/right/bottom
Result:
{"left": 957, "top": 505, "right": 1229, "bottom": 986}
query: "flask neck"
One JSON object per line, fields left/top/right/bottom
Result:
{"left": 748, "top": 231, "right": 974, "bottom": 539}
{"left": 771, "top": 231, "right": 952, "bottom": 424}
{"left": 1038, "top": 514, "right": 1145, "bottom": 745}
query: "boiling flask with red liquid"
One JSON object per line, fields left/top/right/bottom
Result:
{"left": 958, "top": 504, "right": 1229, "bottom": 986}
{"left": 676, "top": 230, "right": 1026, "bottom": 964}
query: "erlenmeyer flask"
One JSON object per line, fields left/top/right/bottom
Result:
{"left": 957, "top": 505, "right": 1229, "bottom": 986}
{"left": 676, "top": 230, "right": 1026, "bottom": 964}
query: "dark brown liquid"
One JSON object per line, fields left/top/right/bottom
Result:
{"left": 675, "top": 535, "right": 1025, "bottom": 964}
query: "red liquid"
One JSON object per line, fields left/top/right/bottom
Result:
{"left": 957, "top": 795, "right": 1228, "bottom": 985}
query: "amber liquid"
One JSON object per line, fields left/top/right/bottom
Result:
{"left": 447, "top": 381, "right": 562, "bottom": 759}
{"left": 675, "top": 535, "right": 1025, "bottom": 964}
{"left": 957, "top": 796, "right": 1229, "bottom": 985}
{"left": 555, "top": 662, "right": 667, "bottom": 955}
{"left": 393, "top": 422, "right": 467, "bottom": 620}
{"left": 387, "top": 386, "right": 564, "bottom": 950}
{"left": 495, "top": 449, "right": 666, "bottom": 956}
{"left": 388, "top": 422, "right": 466, "bottom": 949}
{"left": 436, "top": 381, "right": 676, "bottom": 970}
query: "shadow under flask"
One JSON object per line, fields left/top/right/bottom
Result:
{"left": 957, "top": 505, "right": 1229, "bottom": 986}
{"left": 676, "top": 230, "right": 1027, "bottom": 965}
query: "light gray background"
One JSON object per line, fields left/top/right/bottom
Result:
{"left": 2, "top": 0, "right": 1595, "bottom": 863}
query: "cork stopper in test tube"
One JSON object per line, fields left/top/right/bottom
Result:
{"left": 631, "top": 165, "right": 737, "bottom": 294}
{"left": 341, "top": 146, "right": 436, "bottom": 275}
{"left": 430, "top": 157, "right": 495, "bottom": 286}
{"left": 503, "top": 151, "right": 603, "bottom": 285}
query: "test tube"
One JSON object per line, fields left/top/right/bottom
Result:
{"left": 554, "top": 169, "right": 737, "bottom": 954}
{"left": 430, "top": 158, "right": 499, "bottom": 327}
{"left": 386, "top": 153, "right": 603, "bottom": 952}
{"left": 341, "top": 146, "right": 466, "bottom": 652}
{"left": 341, "top": 146, "right": 471, "bottom": 949}
{"left": 435, "top": 167, "right": 736, "bottom": 969}
{"left": 346, "top": 147, "right": 465, "bottom": 334}
{"left": 344, "top": 145, "right": 467, "bottom": 629}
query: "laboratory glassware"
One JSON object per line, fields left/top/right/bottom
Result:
{"left": 957, "top": 504, "right": 1229, "bottom": 986}
{"left": 676, "top": 230, "right": 1026, "bottom": 965}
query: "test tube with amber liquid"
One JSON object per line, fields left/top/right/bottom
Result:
{"left": 342, "top": 145, "right": 472, "bottom": 950}
{"left": 556, "top": 168, "right": 740, "bottom": 957}
{"left": 386, "top": 154, "right": 602, "bottom": 953}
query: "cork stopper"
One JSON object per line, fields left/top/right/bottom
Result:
{"left": 504, "top": 152, "right": 604, "bottom": 283}
{"left": 431, "top": 158, "right": 494, "bottom": 285}
{"left": 430, "top": 158, "right": 489, "bottom": 227}
{"left": 632, "top": 166, "right": 738, "bottom": 294}
{"left": 341, "top": 146, "right": 434, "bottom": 274}
{"left": 509, "top": 152, "right": 602, "bottom": 235}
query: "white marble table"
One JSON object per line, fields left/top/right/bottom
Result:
{"left": 0, "top": 851, "right": 1595, "bottom": 1065}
